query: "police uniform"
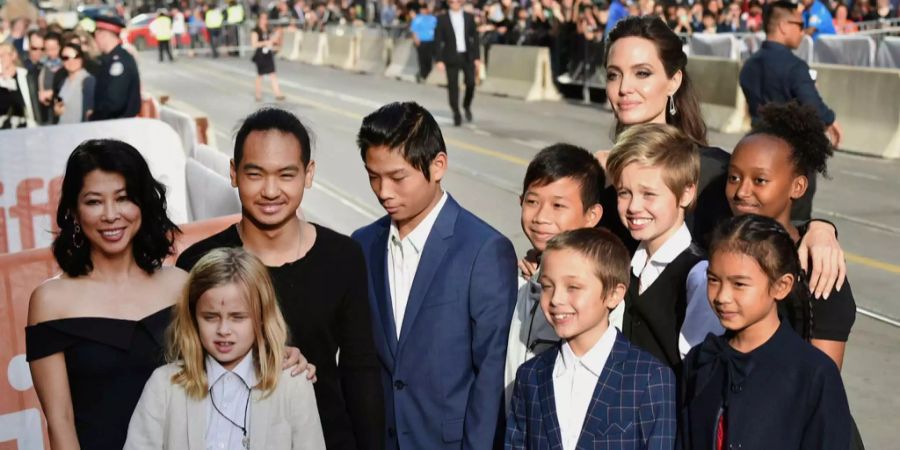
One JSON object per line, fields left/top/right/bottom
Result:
{"left": 91, "top": 16, "right": 142, "bottom": 121}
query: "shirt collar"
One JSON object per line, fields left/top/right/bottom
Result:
{"left": 389, "top": 190, "right": 448, "bottom": 253}
{"left": 631, "top": 223, "right": 692, "bottom": 277}
{"left": 554, "top": 325, "right": 618, "bottom": 378}
{"left": 450, "top": 9, "right": 464, "bottom": 19}
{"left": 206, "top": 351, "right": 258, "bottom": 390}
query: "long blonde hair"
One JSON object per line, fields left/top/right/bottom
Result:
{"left": 167, "top": 247, "right": 287, "bottom": 399}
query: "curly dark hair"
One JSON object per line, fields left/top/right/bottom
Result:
{"left": 748, "top": 101, "right": 833, "bottom": 178}
{"left": 53, "top": 139, "right": 180, "bottom": 277}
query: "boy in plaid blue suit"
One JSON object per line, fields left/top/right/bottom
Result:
{"left": 505, "top": 228, "right": 676, "bottom": 450}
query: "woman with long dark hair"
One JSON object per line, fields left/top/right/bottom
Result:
{"left": 597, "top": 16, "right": 845, "bottom": 298}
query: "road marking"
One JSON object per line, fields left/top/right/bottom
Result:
{"left": 314, "top": 179, "right": 380, "bottom": 220}
{"left": 857, "top": 307, "right": 900, "bottom": 328}
{"left": 813, "top": 208, "right": 900, "bottom": 236}
{"left": 846, "top": 253, "right": 900, "bottom": 275}
{"left": 838, "top": 169, "right": 881, "bottom": 181}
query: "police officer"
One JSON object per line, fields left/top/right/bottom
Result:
{"left": 225, "top": 0, "right": 246, "bottom": 56}
{"left": 205, "top": 3, "right": 225, "bottom": 58}
{"left": 91, "top": 15, "right": 141, "bottom": 121}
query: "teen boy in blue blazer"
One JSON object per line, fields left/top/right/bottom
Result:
{"left": 352, "top": 102, "right": 518, "bottom": 450}
{"left": 506, "top": 228, "right": 676, "bottom": 450}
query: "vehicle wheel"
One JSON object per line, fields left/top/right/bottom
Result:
{"left": 134, "top": 37, "right": 147, "bottom": 51}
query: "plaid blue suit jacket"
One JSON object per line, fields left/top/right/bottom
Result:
{"left": 505, "top": 330, "right": 676, "bottom": 450}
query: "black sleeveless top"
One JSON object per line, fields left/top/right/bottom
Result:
{"left": 623, "top": 244, "right": 705, "bottom": 371}
{"left": 25, "top": 306, "right": 172, "bottom": 450}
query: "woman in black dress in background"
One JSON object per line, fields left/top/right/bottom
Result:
{"left": 252, "top": 13, "right": 285, "bottom": 102}
{"left": 26, "top": 140, "right": 187, "bottom": 450}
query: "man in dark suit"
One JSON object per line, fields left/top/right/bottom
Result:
{"left": 353, "top": 102, "right": 517, "bottom": 449}
{"left": 434, "top": 0, "right": 481, "bottom": 126}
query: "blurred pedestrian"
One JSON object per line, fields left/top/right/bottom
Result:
{"left": 833, "top": 2, "right": 859, "bottom": 33}
{"left": 150, "top": 9, "right": 175, "bottom": 62}
{"left": 188, "top": 7, "right": 206, "bottom": 57}
{"left": 90, "top": 15, "right": 141, "bottom": 121}
{"left": 172, "top": 8, "right": 187, "bottom": 52}
{"left": 54, "top": 44, "right": 96, "bottom": 124}
{"left": 251, "top": 14, "right": 285, "bottom": 101}
{"left": 435, "top": 0, "right": 481, "bottom": 126}
{"left": 802, "top": 0, "right": 836, "bottom": 39}
{"left": 0, "top": 42, "right": 37, "bottom": 128}
{"left": 205, "top": 3, "right": 225, "bottom": 58}
{"left": 409, "top": 2, "right": 437, "bottom": 81}
{"left": 226, "top": 0, "right": 246, "bottom": 56}
{"left": 38, "top": 32, "right": 64, "bottom": 124}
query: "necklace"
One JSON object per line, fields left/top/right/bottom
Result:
{"left": 209, "top": 383, "right": 252, "bottom": 449}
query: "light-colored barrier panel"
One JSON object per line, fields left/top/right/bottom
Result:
{"left": 794, "top": 35, "right": 814, "bottom": 63}
{"left": 195, "top": 143, "right": 232, "bottom": 178}
{"left": 159, "top": 105, "right": 199, "bottom": 158}
{"left": 354, "top": 28, "right": 387, "bottom": 73}
{"left": 0, "top": 213, "right": 240, "bottom": 450}
{"left": 277, "top": 29, "right": 297, "bottom": 60}
{"left": 814, "top": 35, "right": 876, "bottom": 66}
{"left": 384, "top": 38, "right": 419, "bottom": 81}
{"left": 689, "top": 34, "right": 740, "bottom": 60}
{"left": 478, "top": 45, "right": 559, "bottom": 101}
{"left": 876, "top": 36, "right": 900, "bottom": 68}
{"left": 812, "top": 63, "right": 900, "bottom": 159}
{"left": 185, "top": 159, "right": 241, "bottom": 221}
{"left": 686, "top": 55, "right": 750, "bottom": 134}
{"left": 298, "top": 31, "right": 327, "bottom": 66}
{"left": 325, "top": 27, "right": 357, "bottom": 70}
{"left": 0, "top": 119, "right": 189, "bottom": 254}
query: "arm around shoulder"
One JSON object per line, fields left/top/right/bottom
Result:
{"left": 123, "top": 365, "right": 175, "bottom": 450}
{"left": 285, "top": 372, "right": 326, "bottom": 450}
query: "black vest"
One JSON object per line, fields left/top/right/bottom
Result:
{"left": 623, "top": 244, "right": 704, "bottom": 371}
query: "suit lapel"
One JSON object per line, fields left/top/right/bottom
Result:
{"left": 369, "top": 221, "right": 398, "bottom": 359}
{"left": 574, "top": 332, "right": 628, "bottom": 449}
{"left": 249, "top": 389, "right": 270, "bottom": 449}
{"left": 537, "top": 347, "right": 565, "bottom": 450}
{"left": 186, "top": 391, "right": 207, "bottom": 450}
{"left": 396, "top": 197, "right": 458, "bottom": 354}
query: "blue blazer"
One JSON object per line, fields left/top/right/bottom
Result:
{"left": 505, "top": 330, "right": 676, "bottom": 450}
{"left": 352, "top": 195, "right": 518, "bottom": 450}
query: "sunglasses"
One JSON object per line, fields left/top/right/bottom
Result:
{"left": 30, "top": 47, "right": 43, "bottom": 51}
{"left": 787, "top": 20, "right": 805, "bottom": 28}
{"left": 61, "top": 55, "right": 80, "bottom": 61}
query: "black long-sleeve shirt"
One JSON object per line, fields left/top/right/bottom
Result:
{"left": 177, "top": 223, "right": 385, "bottom": 450}
{"left": 739, "top": 40, "right": 836, "bottom": 125}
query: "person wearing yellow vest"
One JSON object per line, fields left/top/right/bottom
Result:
{"left": 204, "top": 3, "right": 224, "bottom": 58}
{"left": 225, "top": 0, "right": 245, "bottom": 56}
{"left": 149, "top": 9, "right": 175, "bottom": 62}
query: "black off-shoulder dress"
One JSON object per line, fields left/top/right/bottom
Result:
{"left": 25, "top": 306, "right": 171, "bottom": 450}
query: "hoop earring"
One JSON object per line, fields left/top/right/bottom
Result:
{"left": 73, "top": 223, "right": 84, "bottom": 249}
{"left": 668, "top": 95, "right": 677, "bottom": 116}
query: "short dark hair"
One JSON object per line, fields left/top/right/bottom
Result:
{"left": 545, "top": 228, "right": 631, "bottom": 298}
{"left": 522, "top": 143, "right": 604, "bottom": 211}
{"left": 357, "top": 102, "right": 446, "bottom": 181}
{"left": 61, "top": 43, "right": 84, "bottom": 60}
{"left": 53, "top": 139, "right": 180, "bottom": 277}
{"left": 27, "top": 30, "right": 44, "bottom": 41}
{"left": 43, "top": 31, "right": 62, "bottom": 45}
{"left": 763, "top": 0, "right": 798, "bottom": 34}
{"left": 233, "top": 108, "right": 313, "bottom": 166}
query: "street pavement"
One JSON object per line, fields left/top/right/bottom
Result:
{"left": 138, "top": 51, "right": 900, "bottom": 448}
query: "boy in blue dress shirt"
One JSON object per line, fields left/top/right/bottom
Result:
{"left": 506, "top": 228, "right": 676, "bottom": 450}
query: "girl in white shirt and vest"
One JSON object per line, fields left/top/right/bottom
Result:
{"left": 125, "top": 248, "right": 325, "bottom": 450}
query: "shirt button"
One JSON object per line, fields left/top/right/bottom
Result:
{"left": 394, "top": 380, "right": 406, "bottom": 390}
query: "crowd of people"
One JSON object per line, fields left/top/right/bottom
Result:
{"left": 9, "top": 5, "right": 869, "bottom": 448}
{"left": 1, "top": 14, "right": 140, "bottom": 128}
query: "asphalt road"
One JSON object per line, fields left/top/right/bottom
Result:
{"left": 138, "top": 50, "right": 900, "bottom": 448}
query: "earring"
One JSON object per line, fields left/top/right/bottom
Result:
{"left": 668, "top": 95, "right": 677, "bottom": 116}
{"left": 73, "top": 223, "right": 84, "bottom": 249}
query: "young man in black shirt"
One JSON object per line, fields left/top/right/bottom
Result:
{"left": 176, "top": 108, "right": 384, "bottom": 450}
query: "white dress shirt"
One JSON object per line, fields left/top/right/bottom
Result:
{"left": 553, "top": 325, "right": 617, "bottom": 450}
{"left": 205, "top": 352, "right": 257, "bottom": 450}
{"left": 504, "top": 268, "right": 557, "bottom": 412}
{"left": 628, "top": 223, "right": 723, "bottom": 358}
{"left": 387, "top": 191, "right": 448, "bottom": 338}
{"left": 449, "top": 9, "right": 467, "bottom": 53}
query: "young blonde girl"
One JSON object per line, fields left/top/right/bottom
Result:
{"left": 125, "top": 247, "right": 325, "bottom": 449}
